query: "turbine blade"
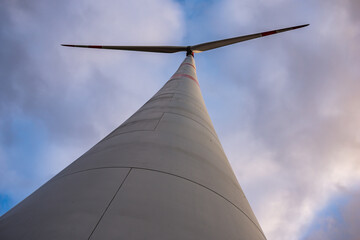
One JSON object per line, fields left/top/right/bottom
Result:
{"left": 190, "top": 24, "right": 309, "bottom": 52}
{"left": 61, "top": 45, "right": 187, "bottom": 53}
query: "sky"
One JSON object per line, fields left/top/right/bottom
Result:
{"left": 1, "top": 0, "right": 360, "bottom": 239}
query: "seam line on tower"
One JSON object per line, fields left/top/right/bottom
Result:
{"left": 56, "top": 166, "right": 265, "bottom": 238}
{"left": 89, "top": 112, "right": 221, "bottom": 149}
{"left": 154, "top": 113, "right": 165, "bottom": 130}
{"left": 88, "top": 168, "right": 132, "bottom": 240}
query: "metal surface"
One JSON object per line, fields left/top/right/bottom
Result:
{"left": 190, "top": 24, "right": 309, "bottom": 52}
{"left": 61, "top": 44, "right": 188, "bottom": 53}
{"left": 62, "top": 24, "right": 309, "bottom": 54}
{"left": 0, "top": 56, "right": 266, "bottom": 239}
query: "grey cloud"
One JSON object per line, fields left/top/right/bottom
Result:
{"left": 0, "top": 0, "right": 184, "bottom": 206}
{"left": 1, "top": 0, "right": 359, "bottom": 239}
{"left": 198, "top": 0, "right": 360, "bottom": 239}
{"left": 304, "top": 188, "right": 360, "bottom": 240}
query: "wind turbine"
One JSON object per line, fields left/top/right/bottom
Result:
{"left": 0, "top": 24, "right": 308, "bottom": 240}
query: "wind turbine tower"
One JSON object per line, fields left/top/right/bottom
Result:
{"left": 0, "top": 24, "right": 308, "bottom": 240}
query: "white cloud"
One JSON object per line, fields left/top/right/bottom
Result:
{"left": 0, "top": 0, "right": 185, "bottom": 204}
{"left": 203, "top": 0, "right": 360, "bottom": 239}
{"left": 1, "top": 1, "right": 360, "bottom": 240}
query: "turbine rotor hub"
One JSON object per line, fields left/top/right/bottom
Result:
{"left": 186, "top": 46, "right": 194, "bottom": 56}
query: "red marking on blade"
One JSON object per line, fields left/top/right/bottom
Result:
{"left": 170, "top": 74, "right": 199, "bottom": 86}
{"left": 261, "top": 30, "right": 277, "bottom": 36}
{"left": 88, "top": 45, "right": 102, "bottom": 48}
{"left": 181, "top": 63, "right": 196, "bottom": 70}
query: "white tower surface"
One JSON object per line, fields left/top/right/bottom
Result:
{"left": 0, "top": 24, "right": 309, "bottom": 240}
{"left": 0, "top": 56, "right": 266, "bottom": 240}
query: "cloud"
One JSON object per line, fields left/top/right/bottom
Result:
{"left": 1, "top": 1, "right": 359, "bottom": 240}
{"left": 302, "top": 187, "right": 360, "bottom": 240}
{"left": 0, "top": 0, "right": 184, "bottom": 207}
{"left": 198, "top": 0, "right": 360, "bottom": 239}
